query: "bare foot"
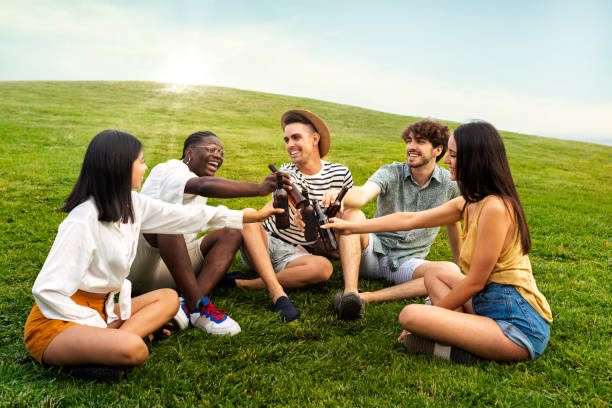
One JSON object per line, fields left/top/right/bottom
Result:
{"left": 397, "top": 329, "right": 411, "bottom": 342}
{"left": 145, "top": 326, "right": 172, "bottom": 343}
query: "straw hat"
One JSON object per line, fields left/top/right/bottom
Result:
{"left": 280, "top": 109, "right": 330, "bottom": 158}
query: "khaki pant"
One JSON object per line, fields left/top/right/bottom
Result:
{"left": 128, "top": 234, "right": 204, "bottom": 295}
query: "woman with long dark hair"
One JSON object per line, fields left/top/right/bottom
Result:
{"left": 24, "top": 130, "right": 281, "bottom": 380}
{"left": 325, "top": 121, "right": 551, "bottom": 362}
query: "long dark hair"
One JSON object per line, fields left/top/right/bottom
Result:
{"left": 62, "top": 130, "right": 142, "bottom": 223}
{"left": 454, "top": 121, "right": 531, "bottom": 254}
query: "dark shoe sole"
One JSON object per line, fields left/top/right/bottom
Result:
{"left": 337, "top": 292, "right": 364, "bottom": 320}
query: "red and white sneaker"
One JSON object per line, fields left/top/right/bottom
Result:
{"left": 189, "top": 297, "right": 241, "bottom": 336}
{"left": 172, "top": 297, "right": 190, "bottom": 331}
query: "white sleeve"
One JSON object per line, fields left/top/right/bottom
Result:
{"left": 32, "top": 219, "right": 108, "bottom": 328}
{"left": 134, "top": 193, "right": 243, "bottom": 233}
{"left": 158, "top": 164, "right": 195, "bottom": 204}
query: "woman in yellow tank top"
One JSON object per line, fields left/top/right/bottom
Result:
{"left": 325, "top": 121, "right": 551, "bottom": 363}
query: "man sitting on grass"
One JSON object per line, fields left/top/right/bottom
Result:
{"left": 128, "top": 131, "right": 296, "bottom": 335}
{"left": 325, "top": 119, "right": 462, "bottom": 319}
{"left": 229, "top": 110, "right": 354, "bottom": 319}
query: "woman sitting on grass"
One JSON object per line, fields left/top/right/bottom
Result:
{"left": 324, "top": 121, "right": 551, "bottom": 363}
{"left": 24, "top": 129, "right": 281, "bottom": 380}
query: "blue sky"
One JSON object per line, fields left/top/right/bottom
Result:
{"left": 1, "top": 0, "right": 610, "bottom": 145}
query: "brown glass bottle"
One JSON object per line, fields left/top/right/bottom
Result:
{"left": 272, "top": 172, "right": 290, "bottom": 229}
{"left": 268, "top": 163, "right": 308, "bottom": 209}
{"left": 324, "top": 186, "right": 350, "bottom": 218}
{"left": 286, "top": 184, "right": 308, "bottom": 209}
{"left": 313, "top": 200, "right": 338, "bottom": 251}
{"left": 301, "top": 189, "right": 319, "bottom": 242}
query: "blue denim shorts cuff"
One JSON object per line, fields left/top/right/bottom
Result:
{"left": 495, "top": 320, "right": 536, "bottom": 360}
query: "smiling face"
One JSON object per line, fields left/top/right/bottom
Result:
{"left": 283, "top": 122, "right": 320, "bottom": 167}
{"left": 443, "top": 134, "right": 457, "bottom": 180}
{"left": 404, "top": 131, "right": 442, "bottom": 169}
{"left": 185, "top": 136, "right": 224, "bottom": 176}
{"left": 131, "top": 150, "right": 147, "bottom": 189}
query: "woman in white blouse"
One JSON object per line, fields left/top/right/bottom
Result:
{"left": 24, "top": 130, "right": 281, "bottom": 379}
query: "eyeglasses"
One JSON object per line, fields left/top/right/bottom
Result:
{"left": 191, "top": 145, "right": 225, "bottom": 158}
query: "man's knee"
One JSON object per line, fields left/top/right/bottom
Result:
{"left": 241, "top": 213, "right": 264, "bottom": 235}
{"left": 342, "top": 208, "right": 366, "bottom": 222}
{"left": 310, "top": 256, "right": 333, "bottom": 283}
{"left": 338, "top": 210, "right": 368, "bottom": 251}
{"left": 221, "top": 227, "right": 242, "bottom": 248}
{"left": 204, "top": 227, "right": 243, "bottom": 252}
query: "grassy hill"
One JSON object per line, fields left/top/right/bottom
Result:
{"left": 0, "top": 81, "right": 610, "bottom": 406}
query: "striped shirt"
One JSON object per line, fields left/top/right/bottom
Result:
{"left": 263, "top": 161, "right": 354, "bottom": 245}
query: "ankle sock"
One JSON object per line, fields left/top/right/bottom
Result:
{"left": 403, "top": 333, "right": 475, "bottom": 364}
{"left": 273, "top": 296, "right": 300, "bottom": 322}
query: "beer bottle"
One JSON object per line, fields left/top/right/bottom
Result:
{"left": 301, "top": 189, "right": 319, "bottom": 242}
{"left": 286, "top": 183, "right": 308, "bottom": 209}
{"left": 268, "top": 164, "right": 308, "bottom": 209}
{"left": 313, "top": 200, "right": 338, "bottom": 251}
{"left": 324, "top": 185, "right": 350, "bottom": 218}
{"left": 271, "top": 169, "right": 290, "bottom": 229}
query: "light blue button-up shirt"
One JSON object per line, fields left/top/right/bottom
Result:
{"left": 367, "top": 162, "right": 459, "bottom": 269}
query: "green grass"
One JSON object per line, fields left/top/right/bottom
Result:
{"left": 0, "top": 81, "right": 610, "bottom": 407}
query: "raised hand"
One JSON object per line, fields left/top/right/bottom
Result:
{"left": 320, "top": 189, "right": 339, "bottom": 208}
{"left": 243, "top": 205, "right": 285, "bottom": 223}
{"left": 259, "top": 172, "right": 292, "bottom": 196}
{"left": 320, "top": 217, "right": 355, "bottom": 235}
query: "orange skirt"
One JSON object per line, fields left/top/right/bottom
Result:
{"left": 24, "top": 290, "right": 108, "bottom": 364}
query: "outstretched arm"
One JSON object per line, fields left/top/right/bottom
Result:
{"left": 184, "top": 172, "right": 292, "bottom": 198}
{"left": 340, "top": 182, "right": 381, "bottom": 209}
{"left": 243, "top": 200, "right": 284, "bottom": 223}
{"left": 323, "top": 196, "right": 466, "bottom": 235}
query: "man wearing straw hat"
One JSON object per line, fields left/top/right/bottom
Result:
{"left": 227, "top": 110, "right": 354, "bottom": 322}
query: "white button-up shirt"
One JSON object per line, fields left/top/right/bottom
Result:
{"left": 32, "top": 192, "right": 243, "bottom": 327}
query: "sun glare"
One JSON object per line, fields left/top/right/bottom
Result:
{"left": 156, "top": 55, "right": 211, "bottom": 92}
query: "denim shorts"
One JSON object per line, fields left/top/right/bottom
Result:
{"left": 472, "top": 283, "right": 550, "bottom": 360}
{"left": 239, "top": 231, "right": 309, "bottom": 273}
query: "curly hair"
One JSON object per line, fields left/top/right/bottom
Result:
{"left": 401, "top": 119, "right": 450, "bottom": 162}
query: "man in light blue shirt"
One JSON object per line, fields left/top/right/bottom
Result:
{"left": 325, "top": 119, "right": 462, "bottom": 320}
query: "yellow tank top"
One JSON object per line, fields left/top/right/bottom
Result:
{"left": 459, "top": 196, "right": 552, "bottom": 323}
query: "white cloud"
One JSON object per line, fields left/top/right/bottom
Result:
{"left": 1, "top": 1, "right": 610, "bottom": 144}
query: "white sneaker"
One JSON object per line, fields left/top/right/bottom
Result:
{"left": 172, "top": 297, "right": 190, "bottom": 331}
{"left": 190, "top": 297, "right": 241, "bottom": 336}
